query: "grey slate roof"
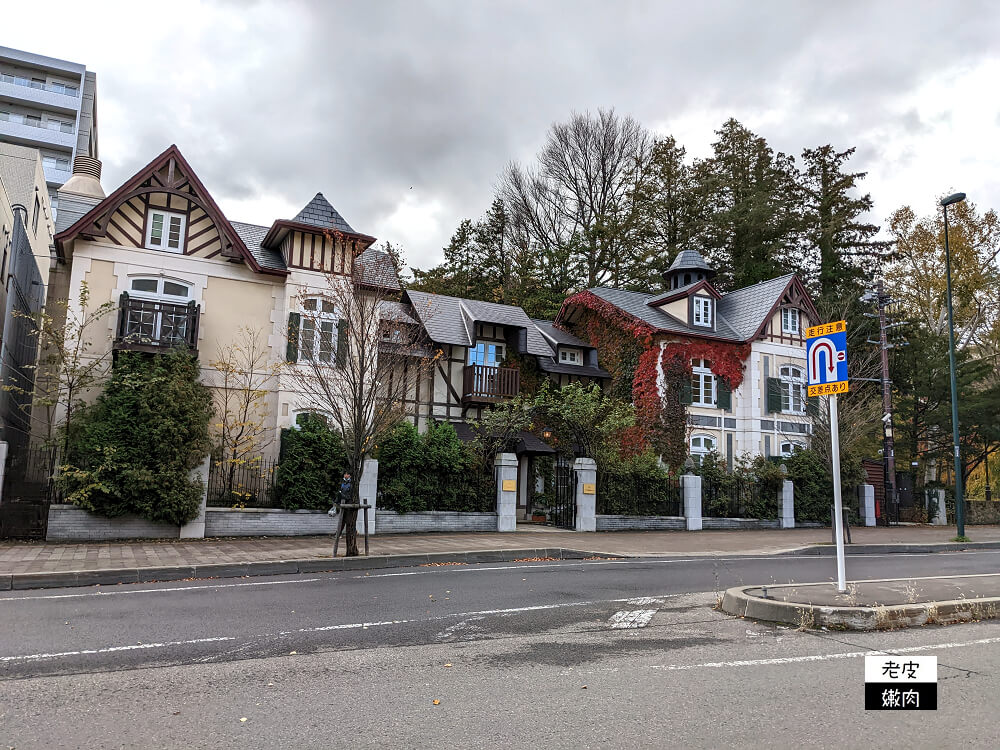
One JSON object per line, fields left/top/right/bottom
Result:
{"left": 536, "top": 358, "right": 611, "bottom": 379}
{"left": 354, "top": 247, "right": 401, "bottom": 291}
{"left": 586, "top": 274, "right": 799, "bottom": 343}
{"left": 293, "top": 193, "right": 356, "bottom": 233}
{"left": 667, "top": 249, "right": 715, "bottom": 274}
{"left": 404, "top": 290, "right": 554, "bottom": 357}
{"left": 230, "top": 221, "right": 288, "bottom": 272}
{"left": 530, "top": 319, "right": 592, "bottom": 350}
{"left": 716, "top": 273, "right": 797, "bottom": 340}
{"left": 379, "top": 300, "right": 418, "bottom": 325}
{"left": 646, "top": 279, "right": 714, "bottom": 307}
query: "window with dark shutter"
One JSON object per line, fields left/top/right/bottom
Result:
{"left": 717, "top": 380, "right": 732, "bottom": 410}
{"left": 766, "top": 377, "right": 783, "bottom": 413}
{"left": 286, "top": 312, "right": 300, "bottom": 362}
{"left": 335, "top": 319, "right": 349, "bottom": 368}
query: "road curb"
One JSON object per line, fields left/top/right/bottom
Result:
{"left": 780, "top": 541, "right": 1000, "bottom": 556}
{"left": 4, "top": 547, "right": 619, "bottom": 591}
{"left": 721, "top": 581, "right": 1000, "bottom": 631}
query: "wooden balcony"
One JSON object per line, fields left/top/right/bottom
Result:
{"left": 463, "top": 364, "right": 520, "bottom": 403}
{"left": 114, "top": 292, "right": 200, "bottom": 355}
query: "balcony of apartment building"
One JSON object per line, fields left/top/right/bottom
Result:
{"left": 0, "top": 110, "right": 76, "bottom": 150}
{"left": 114, "top": 293, "right": 201, "bottom": 356}
{"left": 0, "top": 70, "right": 81, "bottom": 113}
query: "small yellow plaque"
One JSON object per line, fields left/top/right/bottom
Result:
{"left": 583, "top": 483, "right": 596, "bottom": 495}
{"left": 502, "top": 479, "right": 516, "bottom": 492}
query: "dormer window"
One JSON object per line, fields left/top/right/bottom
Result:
{"left": 693, "top": 296, "right": 713, "bottom": 328}
{"left": 782, "top": 307, "right": 800, "bottom": 335}
{"left": 146, "top": 209, "right": 186, "bottom": 253}
{"left": 559, "top": 348, "right": 582, "bottom": 366}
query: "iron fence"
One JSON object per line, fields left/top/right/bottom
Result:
{"left": 703, "top": 476, "right": 779, "bottom": 519}
{"left": 206, "top": 455, "right": 279, "bottom": 508}
{"left": 597, "top": 471, "right": 681, "bottom": 516}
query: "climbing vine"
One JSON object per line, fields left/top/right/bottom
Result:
{"left": 558, "top": 290, "right": 752, "bottom": 468}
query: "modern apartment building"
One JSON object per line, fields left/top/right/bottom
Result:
{"left": 0, "top": 46, "right": 98, "bottom": 218}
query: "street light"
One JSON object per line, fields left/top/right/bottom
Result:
{"left": 941, "top": 191, "right": 966, "bottom": 537}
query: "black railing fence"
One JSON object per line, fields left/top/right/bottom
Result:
{"left": 206, "top": 455, "right": 279, "bottom": 508}
{"left": 597, "top": 471, "right": 682, "bottom": 517}
{"left": 703, "top": 476, "right": 779, "bottom": 519}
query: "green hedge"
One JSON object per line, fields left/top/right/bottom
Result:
{"left": 275, "top": 415, "right": 348, "bottom": 510}
{"left": 377, "top": 422, "right": 494, "bottom": 513}
{"left": 59, "top": 350, "right": 213, "bottom": 526}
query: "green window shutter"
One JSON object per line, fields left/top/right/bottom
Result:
{"left": 335, "top": 319, "right": 349, "bottom": 368}
{"left": 766, "top": 377, "right": 782, "bottom": 414}
{"left": 717, "top": 379, "right": 731, "bottom": 410}
{"left": 286, "top": 312, "right": 300, "bottom": 363}
{"left": 679, "top": 379, "right": 693, "bottom": 405}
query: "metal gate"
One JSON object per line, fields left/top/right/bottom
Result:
{"left": 547, "top": 458, "right": 576, "bottom": 529}
{"left": 0, "top": 446, "right": 57, "bottom": 539}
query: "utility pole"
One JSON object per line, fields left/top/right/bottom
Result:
{"left": 876, "top": 281, "right": 897, "bottom": 525}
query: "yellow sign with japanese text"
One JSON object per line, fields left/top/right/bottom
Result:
{"left": 502, "top": 479, "right": 516, "bottom": 492}
{"left": 805, "top": 319, "right": 847, "bottom": 339}
{"left": 583, "top": 483, "right": 596, "bottom": 495}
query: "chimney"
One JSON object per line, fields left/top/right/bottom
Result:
{"left": 55, "top": 155, "right": 105, "bottom": 233}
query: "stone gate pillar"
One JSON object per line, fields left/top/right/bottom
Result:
{"left": 495, "top": 452, "right": 518, "bottom": 532}
{"left": 573, "top": 457, "right": 597, "bottom": 532}
{"left": 681, "top": 473, "right": 702, "bottom": 531}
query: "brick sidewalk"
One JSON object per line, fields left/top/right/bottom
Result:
{"left": 2, "top": 524, "right": 998, "bottom": 576}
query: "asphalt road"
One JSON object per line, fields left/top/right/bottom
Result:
{"left": 2, "top": 550, "right": 999, "bottom": 748}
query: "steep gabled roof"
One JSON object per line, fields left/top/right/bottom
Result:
{"left": 402, "top": 290, "right": 554, "bottom": 357}
{"left": 566, "top": 271, "right": 815, "bottom": 344}
{"left": 54, "top": 144, "right": 286, "bottom": 276}
{"left": 354, "top": 246, "right": 401, "bottom": 291}
{"left": 530, "top": 319, "right": 593, "bottom": 350}
{"left": 293, "top": 192, "right": 356, "bottom": 233}
{"left": 647, "top": 278, "right": 722, "bottom": 307}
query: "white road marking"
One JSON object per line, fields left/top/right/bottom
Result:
{"left": 435, "top": 616, "right": 485, "bottom": 641}
{"left": 0, "top": 577, "right": 322, "bottom": 603}
{"left": 626, "top": 596, "right": 664, "bottom": 606}
{"left": 0, "top": 636, "right": 236, "bottom": 663}
{"left": 609, "top": 610, "right": 657, "bottom": 629}
{"left": 649, "top": 636, "right": 1000, "bottom": 672}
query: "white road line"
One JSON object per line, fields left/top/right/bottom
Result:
{"left": 0, "top": 637, "right": 236, "bottom": 663}
{"left": 649, "top": 636, "right": 1000, "bottom": 672}
{"left": 609, "top": 610, "right": 657, "bottom": 629}
{"left": 0, "top": 577, "right": 322, "bottom": 603}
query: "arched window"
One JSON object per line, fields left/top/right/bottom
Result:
{"left": 780, "top": 441, "right": 803, "bottom": 457}
{"left": 123, "top": 276, "right": 193, "bottom": 346}
{"left": 779, "top": 365, "right": 805, "bottom": 414}
{"left": 300, "top": 297, "right": 339, "bottom": 363}
{"left": 690, "top": 434, "right": 717, "bottom": 461}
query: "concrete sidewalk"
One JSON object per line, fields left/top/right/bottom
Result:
{"left": 3, "top": 524, "right": 1000, "bottom": 577}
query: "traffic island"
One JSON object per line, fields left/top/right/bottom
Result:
{"left": 721, "top": 574, "right": 1000, "bottom": 631}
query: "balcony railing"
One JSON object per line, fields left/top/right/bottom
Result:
{"left": 114, "top": 293, "right": 200, "bottom": 354}
{"left": 463, "top": 364, "right": 520, "bottom": 403}
{"left": 0, "top": 73, "right": 78, "bottom": 97}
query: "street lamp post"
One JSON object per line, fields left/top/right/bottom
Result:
{"left": 941, "top": 191, "right": 966, "bottom": 537}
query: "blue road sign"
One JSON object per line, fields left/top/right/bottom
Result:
{"left": 806, "top": 320, "right": 849, "bottom": 396}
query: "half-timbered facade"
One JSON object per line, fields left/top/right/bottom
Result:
{"left": 49, "top": 144, "right": 392, "bottom": 455}
{"left": 558, "top": 249, "right": 820, "bottom": 467}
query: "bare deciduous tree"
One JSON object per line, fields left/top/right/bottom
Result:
{"left": 500, "top": 108, "right": 653, "bottom": 291}
{"left": 285, "top": 249, "right": 439, "bottom": 556}
{"left": 210, "top": 327, "right": 283, "bottom": 504}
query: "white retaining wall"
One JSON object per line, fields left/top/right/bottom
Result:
{"left": 376, "top": 510, "right": 497, "bottom": 534}
{"left": 47, "top": 504, "right": 180, "bottom": 541}
{"left": 205, "top": 507, "right": 336, "bottom": 537}
{"left": 596, "top": 515, "right": 685, "bottom": 531}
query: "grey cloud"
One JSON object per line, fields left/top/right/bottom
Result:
{"left": 81, "top": 0, "right": 1000, "bottom": 266}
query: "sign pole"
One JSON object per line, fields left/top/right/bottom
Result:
{"left": 830, "top": 393, "right": 847, "bottom": 592}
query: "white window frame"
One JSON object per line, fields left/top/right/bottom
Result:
{"left": 690, "top": 434, "right": 717, "bottom": 459}
{"left": 468, "top": 341, "right": 505, "bottom": 367}
{"left": 693, "top": 296, "right": 713, "bottom": 328}
{"left": 691, "top": 358, "right": 716, "bottom": 406}
{"left": 145, "top": 209, "right": 187, "bottom": 253}
{"left": 299, "top": 297, "right": 339, "bottom": 364}
{"left": 782, "top": 307, "right": 800, "bottom": 335}
{"left": 780, "top": 364, "right": 806, "bottom": 414}
{"left": 559, "top": 348, "right": 582, "bottom": 365}
{"left": 124, "top": 276, "right": 193, "bottom": 344}
{"left": 780, "top": 441, "right": 803, "bottom": 458}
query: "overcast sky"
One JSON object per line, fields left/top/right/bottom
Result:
{"left": 5, "top": 1, "right": 1000, "bottom": 271}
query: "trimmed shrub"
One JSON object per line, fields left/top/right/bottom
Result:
{"left": 59, "top": 350, "right": 213, "bottom": 525}
{"left": 275, "top": 415, "right": 348, "bottom": 510}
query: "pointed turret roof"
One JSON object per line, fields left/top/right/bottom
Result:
{"left": 292, "top": 192, "right": 356, "bottom": 234}
{"left": 667, "top": 249, "right": 715, "bottom": 275}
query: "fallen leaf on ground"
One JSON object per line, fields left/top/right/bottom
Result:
{"left": 420, "top": 562, "right": 467, "bottom": 567}
{"left": 444, "top": 663, "right": 452, "bottom": 668}
{"left": 240, "top": 718, "right": 248, "bottom": 723}
{"left": 432, "top": 700, "right": 441, "bottom": 706}
{"left": 581, "top": 685, "right": 588, "bottom": 689}
{"left": 289, "top": 651, "right": 297, "bottom": 655}
{"left": 513, "top": 557, "right": 558, "bottom": 562}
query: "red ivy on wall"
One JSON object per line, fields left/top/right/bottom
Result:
{"left": 559, "top": 290, "right": 752, "bottom": 466}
